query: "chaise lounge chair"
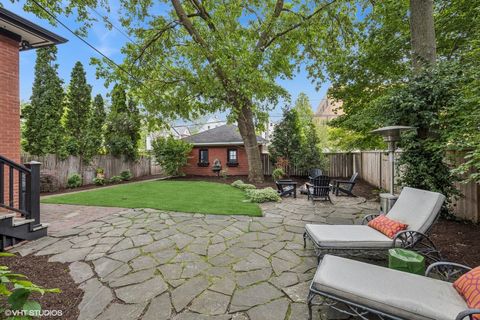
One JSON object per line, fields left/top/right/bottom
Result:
{"left": 303, "top": 187, "right": 446, "bottom": 261}
{"left": 307, "top": 254, "right": 480, "bottom": 320}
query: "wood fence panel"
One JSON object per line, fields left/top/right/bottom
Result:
{"left": 449, "top": 151, "right": 480, "bottom": 223}
{"left": 21, "top": 153, "right": 163, "bottom": 188}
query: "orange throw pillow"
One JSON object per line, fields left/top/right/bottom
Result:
{"left": 454, "top": 267, "right": 480, "bottom": 320}
{"left": 367, "top": 215, "right": 408, "bottom": 238}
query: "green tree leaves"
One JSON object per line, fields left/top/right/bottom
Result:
{"left": 64, "top": 61, "right": 93, "bottom": 158}
{"left": 23, "top": 47, "right": 66, "bottom": 157}
{"left": 270, "top": 95, "right": 326, "bottom": 172}
{"left": 151, "top": 136, "right": 192, "bottom": 176}
{"left": 105, "top": 84, "right": 141, "bottom": 160}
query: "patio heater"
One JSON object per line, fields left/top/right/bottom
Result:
{"left": 371, "top": 126, "right": 415, "bottom": 213}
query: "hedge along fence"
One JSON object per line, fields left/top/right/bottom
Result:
{"left": 262, "top": 151, "right": 479, "bottom": 223}
{"left": 21, "top": 153, "right": 164, "bottom": 189}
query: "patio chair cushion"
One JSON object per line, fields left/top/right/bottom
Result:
{"left": 453, "top": 266, "right": 480, "bottom": 319}
{"left": 312, "top": 255, "right": 468, "bottom": 320}
{"left": 386, "top": 187, "right": 445, "bottom": 234}
{"left": 305, "top": 224, "right": 393, "bottom": 248}
{"left": 368, "top": 215, "right": 408, "bottom": 238}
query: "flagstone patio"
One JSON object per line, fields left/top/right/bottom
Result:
{"left": 15, "top": 195, "right": 379, "bottom": 320}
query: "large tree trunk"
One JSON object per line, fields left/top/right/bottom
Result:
{"left": 409, "top": 0, "right": 436, "bottom": 139}
{"left": 237, "top": 105, "right": 264, "bottom": 183}
{"left": 409, "top": 0, "right": 436, "bottom": 72}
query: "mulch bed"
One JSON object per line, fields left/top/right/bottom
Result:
{"left": 0, "top": 255, "right": 82, "bottom": 320}
{"left": 430, "top": 219, "right": 480, "bottom": 267}
{"left": 41, "top": 174, "right": 165, "bottom": 197}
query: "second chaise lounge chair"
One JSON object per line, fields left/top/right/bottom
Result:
{"left": 307, "top": 254, "right": 480, "bottom": 320}
{"left": 303, "top": 187, "right": 446, "bottom": 261}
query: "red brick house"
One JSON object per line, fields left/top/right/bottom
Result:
{"left": 182, "top": 125, "right": 266, "bottom": 176}
{"left": 0, "top": 8, "right": 66, "bottom": 248}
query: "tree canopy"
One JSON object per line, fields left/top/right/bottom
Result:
{"left": 18, "top": 0, "right": 358, "bottom": 182}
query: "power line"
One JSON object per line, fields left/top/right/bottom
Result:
{"left": 88, "top": 6, "right": 136, "bottom": 44}
{"left": 30, "top": 0, "right": 142, "bottom": 85}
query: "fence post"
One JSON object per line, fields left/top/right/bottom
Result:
{"left": 25, "top": 161, "right": 41, "bottom": 228}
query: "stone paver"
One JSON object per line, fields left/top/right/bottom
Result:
{"left": 18, "top": 194, "right": 379, "bottom": 319}
{"left": 69, "top": 261, "right": 93, "bottom": 284}
{"left": 115, "top": 277, "right": 168, "bottom": 303}
{"left": 142, "top": 293, "right": 172, "bottom": 320}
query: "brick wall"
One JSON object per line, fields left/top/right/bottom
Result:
{"left": 0, "top": 34, "right": 20, "bottom": 207}
{"left": 183, "top": 145, "right": 262, "bottom": 176}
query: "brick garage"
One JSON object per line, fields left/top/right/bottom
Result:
{"left": 184, "top": 145, "right": 263, "bottom": 176}
{"left": 182, "top": 125, "right": 266, "bottom": 176}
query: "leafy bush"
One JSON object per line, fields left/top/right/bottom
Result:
{"left": 152, "top": 136, "right": 193, "bottom": 176}
{"left": 67, "top": 173, "right": 82, "bottom": 188}
{"left": 0, "top": 253, "right": 61, "bottom": 317}
{"left": 109, "top": 175, "right": 122, "bottom": 183}
{"left": 238, "top": 183, "right": 256, "bottom": 191}
{"left": 231, "top": 180, "right": 256, "bottom": 190}
{"left": 95, "top": 167, "right": 105, "bottom": 175}
{"left": 93, "top": 177, "right": 105, "bottom": 186}
{"left": 272, "top": 168, "right": 285, "bottom": 181}
{"left": 120, "top": 170, "right": 133, "bottom": 181}
{"left": 231, "top": 180, "right": 245, "bottom": 188}
{"left": 245, "top": 187, "right": 281, "bottom": 203}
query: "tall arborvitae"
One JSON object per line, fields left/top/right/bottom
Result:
{"left": 23, "top": 47, "right": 65, "bottom": 156}
{"left": 105, "top": 84, "right": 141, "bottom": 160}
{"left": 64, "top": 61, "right": 92, "bottom": 158}
{"left": 86, "top": 94, "right": 106, "bottom": 157}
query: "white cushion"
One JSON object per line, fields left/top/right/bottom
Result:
{"left": 387, "top": 187, "right": 445, "bottom": 234}
{"left": 312, "top": 255, "right": 468, "bottom": 320}
{"left": 305, "top": 225, "right": 393, "bottom": 248}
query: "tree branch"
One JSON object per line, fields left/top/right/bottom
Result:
{"left": 133, "top": 21, "right": 180, "bottom": 64}
{"left": 262, "top": 0, "right": 337, "bottom": 50}
{"left": 172, "top": 0, "right": 209, "bottom": 48}
{"left": 188, "top": 0, "right": 216, "bottom": 31}
{"left": 255, "top": 0, "right": 284, "bottom": 51}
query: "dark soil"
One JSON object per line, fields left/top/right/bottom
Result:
{"left": 40, "top": 174, "right": 165, "bottom": 197}
{"left": 0, "top": 255, "right": 82, "bottom": 320}
{"left": 430, "top": 219, "right": 480, "bottom": 267}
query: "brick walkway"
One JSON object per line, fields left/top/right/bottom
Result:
{"left": 16, "top": 195, "right": 378, "bottom": 320}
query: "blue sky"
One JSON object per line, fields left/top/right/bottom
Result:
{"left": 4, "top": 1, "right": 331, "bottom": 120}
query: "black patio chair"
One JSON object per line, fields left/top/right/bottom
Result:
{"left": 276, "top": 179, "right": 296, "bottom": 197}
{"left": 308, "top": 168, "right": 323, "bottom": 182}
{"left": 331, "top": 172, "right": 358, "bottom": 197}
{"left": 307, "top": 175, "right": 332, "bottom": 203}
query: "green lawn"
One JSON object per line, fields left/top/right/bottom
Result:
{"left": 41, "top": 180, "right": 262, "bottom": 216}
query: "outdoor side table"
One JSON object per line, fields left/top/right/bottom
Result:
{"left": 388, "top": 248, "right": 425, "bottom": 275}
{"left": 277, "top": 181, "right": 298, "bottom": 198}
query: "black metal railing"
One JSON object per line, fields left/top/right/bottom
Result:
{"left": 0, "top": 155, "right": 41, "bottom": 228}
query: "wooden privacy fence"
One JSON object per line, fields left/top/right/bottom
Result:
{"left": 21, "top": 153, "right": 163, "bottom": 189}
{"left": 262, "top": 151, "right": 394, "bottom": 187}
{"left": 262, "top": 151, "right": 479, "bottom": 223}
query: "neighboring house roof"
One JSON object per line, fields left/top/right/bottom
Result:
{"left": 0, "top": 8, "right": 67, "bottom": 51}
{"left": 315, "top": 96, "right": 344, "bottom": 121}
{"left": 183, "top": 124, "right": 266, "bottom": 146}
{"left": 197, "top": 116, "right": 227, "bottom": 133}
{"left": 170, "top": 126, "right": 191, "bottom": 137}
